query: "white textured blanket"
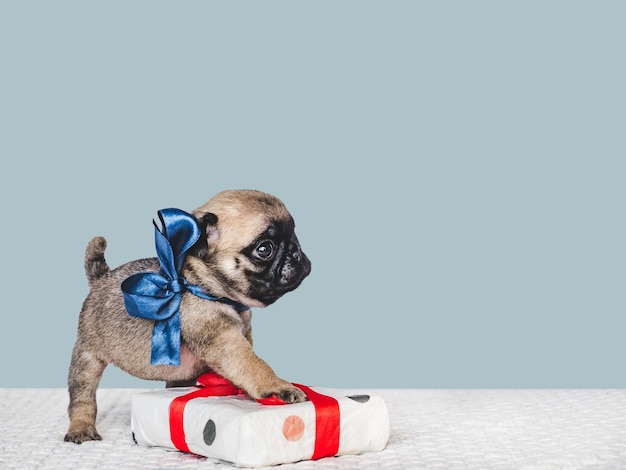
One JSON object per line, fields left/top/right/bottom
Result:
{"left": 1, "top": 388, "right": 625, "bottom": 469}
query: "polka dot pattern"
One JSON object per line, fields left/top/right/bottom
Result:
{"left": 203, "top": 419, "right": 216, "bottom": 446}
{"left": 282, "top": 415, "right": 305, "bottom": 441}
{"left": 348, "top": 394, "right": 370, "bottom": 403}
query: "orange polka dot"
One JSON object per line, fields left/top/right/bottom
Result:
{"left": 282, "top": 415, "right": 305, "bottom": 441}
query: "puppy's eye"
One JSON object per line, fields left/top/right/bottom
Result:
{"left": 255, "top": 240, "right": 275, "bottom": 260}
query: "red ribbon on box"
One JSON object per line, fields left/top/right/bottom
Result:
{"left": 168, "top": 372, "right": 340, "bottom": 460}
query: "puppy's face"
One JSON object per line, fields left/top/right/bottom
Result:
{"left": 189, "top": 190, "right": 311, "bottom": 307}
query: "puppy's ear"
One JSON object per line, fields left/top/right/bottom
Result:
{"left": 189, "top": 212, "right": 219, "bottom": 258}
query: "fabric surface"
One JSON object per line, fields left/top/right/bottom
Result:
{"left": 1, "top": 388, "right": 626, "bottom": 469}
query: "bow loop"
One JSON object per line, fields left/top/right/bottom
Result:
{"left": 154, "top": 208, "right": 202, "bottom": 279}
{"left": 122, "top": 272, "right": 180, "bottom": 321}
{"left": 121, "top": 208, "right": 249, "bottom": 366}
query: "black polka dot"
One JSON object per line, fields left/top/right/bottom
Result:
{"left": 347, "top": 394, "right": 370, "bottom": 403}
{"left": 203, "top": 419, "right": 217, "bottom": 446}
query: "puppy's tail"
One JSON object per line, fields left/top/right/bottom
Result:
{"left": 84, "top": 236, "right": 111, "bottom": 288}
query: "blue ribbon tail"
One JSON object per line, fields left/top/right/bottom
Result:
{"left": 121, "top": 272, "right": 183, "bottom": 365}
{"left": 150, "top": 314, "right": 181, "bottom": 366}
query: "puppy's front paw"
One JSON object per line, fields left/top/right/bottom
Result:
{"left": 261, "top": 383, "right": 307, "bottom": 404}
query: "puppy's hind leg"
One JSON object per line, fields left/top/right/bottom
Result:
{"left": 64, "top": 346, "right": 107, "bottom": 444}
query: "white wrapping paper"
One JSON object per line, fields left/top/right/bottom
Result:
{"left": 131, "top": 385, "right": 390, "bottom": 467}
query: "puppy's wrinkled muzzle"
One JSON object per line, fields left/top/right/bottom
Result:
{"left": 252, "top": 250, "right": 311, "bottom": 306}
{"left": 279, "top": 250, "right": 311, "bottom": 287}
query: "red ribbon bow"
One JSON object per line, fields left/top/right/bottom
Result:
{"left": 168, "top": 372, "right": 340, "bottom": 460}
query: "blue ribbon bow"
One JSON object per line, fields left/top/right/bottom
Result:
{"left": 121, "top": 208, "right": 249, "bottom": 366}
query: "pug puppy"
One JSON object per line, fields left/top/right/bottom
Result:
{"left": 65, "top": 190, "right": 311, "bottom": 444}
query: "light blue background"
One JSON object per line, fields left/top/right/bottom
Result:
{"left": 1, "top": 1, "right": 624, "bottom": 389}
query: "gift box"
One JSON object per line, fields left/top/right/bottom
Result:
{"left": 131, "top": 373, "right": 390, "bottom": 467}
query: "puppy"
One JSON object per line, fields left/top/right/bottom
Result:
{"left": 65, "top": 190, "right": 311, "bottom": 444}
